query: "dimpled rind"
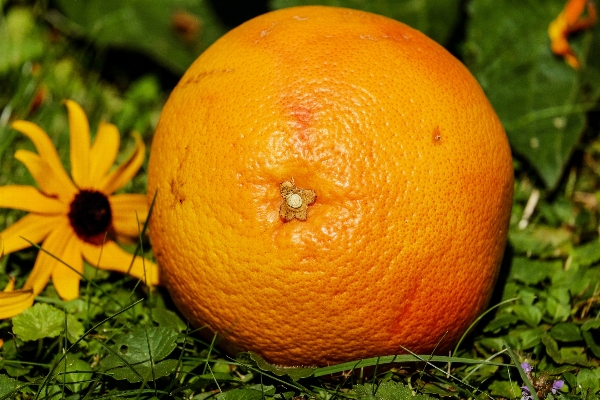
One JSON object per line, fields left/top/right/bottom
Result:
{"left": 148, "top": 6, "right": 514, "bottom": 367}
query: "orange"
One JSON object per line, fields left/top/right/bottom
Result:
{"left": 147, "top": 6, "right": 513, "bottom": 367}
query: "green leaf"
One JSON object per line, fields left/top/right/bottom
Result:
{"left": 542, "top": 334, "right": 563, "bottom": 363}
{"left": 509, "top": 226, "right": 572, "bottom": 257}
{"left": 560, "top": 346, "right": 594, "bottom": 367}
{"left": 581, "top": 320, "right": 600, "bottom": 358}
{"left": 269, "top": 0, "right": 460, "bottom": 45}
{"left": 241, "top": 352, "right": 314, "bottom": 381}
{"left": 353, "top": 381, "right": 433, "bottom": 400}
{"left": 519, "top": 327, "right": 546, "bottom": 349}
{"left": 216, "top": 385, "right": 276, "bottom": 400}
{"left": 487, "top": 380, "right": 521, "bottom": 399}
{"left": 109, "top": 359, "right": 180, "bottom": 383}
{"left": 550, "top": 322, "right": 582, "bottom": 342}
{"left": 54, "top": 356, "right": 93, "bottom": 393}
{"left": 484, "top": 314, "right": 520, "bottom": 332}
{"left": 545, "top": 296, "right": 571, "bottom": 323}
{"left": 0, "top": 375, "right": 20, "bottom": 398}
{"left": 577, "top": 368, "right": 600, "bottom": 394}
{"left": 151, "top": 307, "right": 187, "bottom": 332}
{"left": 100, "top": 326, "right": 179, "bottom": 382}
{"left": 12, "top": 303, "right": 65, "bottom": 341}
{"left": 509, "top": 257, "right": 562, "bottom": 285}
{"left": 53, "top": 0, "right": 227, "bottom": 74}
{"left": 65, "top": 314, "right": 85, "bottom": 344}
{"left": 465, "top": 0, "right": 600, "bottom": 189}
{"left": 571, "top": 240, "right": 600, "bottom": 267}
{"left": 512, "top": 304, "right": 543, "bottom": 328}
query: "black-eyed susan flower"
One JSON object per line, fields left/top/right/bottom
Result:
{"left": 0, "top": 100, "right": 158, "bottom": 319}
{"left": 548, "top": 0, "right": 597, "bottom": 69}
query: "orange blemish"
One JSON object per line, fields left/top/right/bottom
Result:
{"left": 548, "top": 0, "right": 597, "bottom": 69}
{"left": 289, "top": 103, "right": 313, "bottom": 137}
{"left": 432, "top": 126, "right": 442, "bottom": 145}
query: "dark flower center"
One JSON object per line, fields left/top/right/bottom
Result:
{"left": 68, "top": 190, "right": 113, "bottom": 245}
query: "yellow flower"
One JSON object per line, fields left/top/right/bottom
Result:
{"left": 0, "top": 100, "right": 159, "bottom": 319}
{"left": 548, "top": 0, "right": 597, "bottom": 69}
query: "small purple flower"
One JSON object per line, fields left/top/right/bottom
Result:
{"left": 551, "top": 380, "right": 564, "bottom": 394}
{"left": 521, "top": 362, "right": 533, "bottom": 374}
{"left": 521, "top": 385, "right": 533, "bottom": 400}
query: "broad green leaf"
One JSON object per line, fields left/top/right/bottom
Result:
{"left": 509, "top": 226, "right": 572, "bottom": 257}
{"left": 560, "top": 347, "right": 595, "bottom": 367}
{"left": 550, "top": 322, "right": 582, "bottom": 342}
{"left": 109, "top": 359, "right": 179, "bottom": 383}
{"left": 65, "top": 314, "right": 85, "bottom": 344}
{"left": 54, "top": 356, "right": 93, "bottom": 393}
{"left": 483, "top": 314, "right": 520, "bottom": 333}
{"left": 269, "top": 0, "right": 460, "bottom": 45}
{"left": 0, "top": 7, "right": 45, "bottom": 74}
{"left": 509, "top": 257, "right": 562, "bottom": 285}
{"left": 582, "top": 320, "right": 600, "bottom": 358}
{"left": 477, "top": 337, "right": 507, "bottom": 352}
{"left": 216, "top": 385, "right": 276, "bottom": 400}
{"left": 519, "top": 327, "right": 546, "bottom": 349}
{"left": 487, "top": 380, "right": 521, "bottom": 399}
{"left": 100, "top": 326, "right": 179, "bottom": 382}
{"left": 512, "top": 304, "right": 543, "bottom": 328}
{"left": 53, "top": 0, "right": 228, "bottom": 74}
{"left": 545, "top": 296, "right": 571, "bottom": 324}
{"left": 12, "top": 303, "right": 64, "bottom": 341}
{"left": 571, "top": 239, "right": 600, "bottom": 267}
{"left": 151, "top": 307, "right": 187, "bottom": 332}
{"left": 542, "top": 334, "right": 563, "bottom": 363}
{"left": 465, "top": 0, "right": 600, "bottom": 189}
{"left": 564, "top": 371, "right": 578, "bottom": 390}
{"left": 354, "top": 381, "right": 434, "bottom": 400}
{"left": 0, "top": 375, "right": 20, "bottom": 398}
{"left": 577, "top": 368, "right": 600, "bottom": 394}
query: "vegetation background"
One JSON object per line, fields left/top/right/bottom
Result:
{"left": 0, "top": 0, "right": 599, "bottom": 398}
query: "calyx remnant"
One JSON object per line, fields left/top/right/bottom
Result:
{"left": 279, "top": 180, "right": 316, "bottom": 221}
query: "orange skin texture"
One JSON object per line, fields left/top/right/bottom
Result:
{"left": 148, "top": 6, "right": 514, "bottom": 366}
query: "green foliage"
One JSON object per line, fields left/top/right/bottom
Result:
{"left": 52, "top": 0, "right": 227, "bottom": 74}
{"left": 0, "top": 7, "right": 45, "bottom": 74}
{"left": 465, "top": 0, "right": 600, "bottom": 189}
{"left": 99, "top": 326, "right": 179, "bottom": 383}
{"left": 354, "top": 381, "right": 434, "bottom": 400}
{"left": 1, "top": 0, "right": 600, "bottom": 398}
{"left": 12, "top": 303, "right": 83, "bottom": 342}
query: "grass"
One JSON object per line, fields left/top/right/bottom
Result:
{"left": 1, "top": 1, "right": 599, "bottom": 399}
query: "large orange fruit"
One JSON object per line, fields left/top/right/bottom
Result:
{"left": 148, "top": 6, "right": 513, "bottom": 366}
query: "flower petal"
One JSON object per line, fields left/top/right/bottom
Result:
{"left": 0, "top": 214, "right": 61, "bottom": 254}
{"left": 109, "top": 194, "right": 149, "bottom": 238}
{"left": 65, "top": 100, "right": 91, "bottom": 188}
{"left": 11, "top": 120, "right": 75, "bottom": 195}
{"left": 22, "top": 220, "right": 75, "bottom": 295}
{"left": 51, "top": 234, "right": 83, "bottom": 300}
{"left": 81, "top": 240, "right": 159, "bottom": 286}
{"left": 0, "top": 288, "right": 35, "bottom": 319}
{"left": 0, "top": 185, "right": 68, "bottom": 214}
{"left": 98, "top": 133, "right": 145, "bottom": 195}
{"left": 89, "top": 121, "right": 120, "bottom": 183}
{"left": 14, "top": 150, "right": 77, "bottom": 202}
